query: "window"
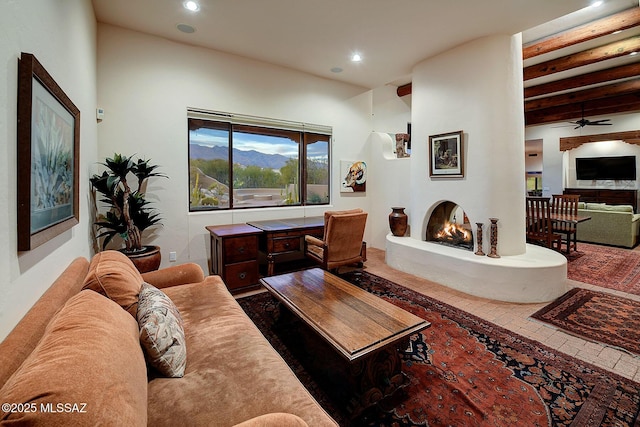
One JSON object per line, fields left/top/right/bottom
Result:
{"left": 188, "top": 110, "right": 331, "bottom": 210}
{"left": 526, "top": 172, "right": 542, "bottom": 196}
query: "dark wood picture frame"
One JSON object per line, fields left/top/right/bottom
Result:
{"left": 17, "top": 52, "right": 80, "bottom": 251}
{"left": 429, "top": 130, "right": 464, "bottom": 178}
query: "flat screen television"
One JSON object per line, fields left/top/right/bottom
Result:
{"left": 576, "top": 156, "right": 637, "bottom": 180}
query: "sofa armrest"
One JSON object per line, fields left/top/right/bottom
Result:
{"left": 141, "top": 263, "right": 205, "bottom": 289}
{"left": 233, "top": 413, "right": 309, "bottom": 427}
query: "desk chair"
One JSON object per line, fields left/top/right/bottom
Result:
{"left": 551, "top": 194, "right": 580, "bottom": 253}
{"left": 526, "top": 197, "right": 562, "bottom": 251}
{"left": 304, "top": 209, "right": 367, "bottom": 273}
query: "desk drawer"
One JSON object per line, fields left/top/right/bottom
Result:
{"left": 224, "top": 261, "right": 259, "bottom": 290}
{"left": 271, "top": 237, "right": 300, "bottom": 253}
{"left": 224, "top": 236, "right": 258, "bottom": 263}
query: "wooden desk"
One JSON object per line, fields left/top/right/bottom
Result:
{"left": 260, "top": 268, "right": 429, "bottom": 416}
{"left": 247, "top": 216, "right": 324, "bottom": 276}
{"left": 205, "top": 224, "right": 262, "bottom": 293}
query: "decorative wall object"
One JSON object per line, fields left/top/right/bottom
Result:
{"left": 17, "top": 52, "right": 80, "bottom": 251}
{"left": 395, "top": 133, "right": 410, "bottom": 158}
{"left": 475, "top": 223, "right": 485, "bottom": 256}
{"left": 389, "top": 207, "right": 408, "bottom": 236}
{"left": 429, "top": 130, "right": 464, "bottom": 178}
{"left": 340, "top": 160, "right": 367, "bottom": 193}
{"left": 488, "top": 218, "right": 500, "bottom": 258}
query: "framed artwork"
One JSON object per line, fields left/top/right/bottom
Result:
{"left": 340, "top": 160, "right": 367, "bottom": 193}
{"left": 17, "top": 52, "right": 80, "bottom": 251}
{"left": 429, "top": 130, "right": 464, "bottom": 178}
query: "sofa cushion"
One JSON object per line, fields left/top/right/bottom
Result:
{"left": 146, "top": 277, "right": 337, "bottom": 427}
{"left": 82, "top": 250, "right": 144, "bottom": 317}
{"left": 0, "top": 290, "right": 147, "bottom": 426}
{"left": 600, "top": 204, "right": 634, "bottom": 213}
{"left": 585, "top": 202, "right": 607, "bottom": 210}
{"left": 137, "top": 282, "right": 187, "bottom": 378}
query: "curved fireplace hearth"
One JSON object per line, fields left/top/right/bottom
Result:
{"left": 385, "top": 234, "right": 567, "bottom": 303}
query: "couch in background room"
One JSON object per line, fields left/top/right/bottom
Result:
{"left": 576, "top": 202, "right": 640, "bottom": 248}
{"left": 0, "top": 251, "right": 337, "bottom": 426}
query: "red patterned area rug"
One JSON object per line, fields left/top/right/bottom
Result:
{"left": 238, "top": 272, "right": 640, "bottom": 427}
{"left": 531, "top": 287, "right": 640, "bottom": 357}
{"left": 567, "top": 243, "right": 640, "bottom": 295}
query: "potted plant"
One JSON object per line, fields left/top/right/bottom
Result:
{"left": 90, "top": 153, "right": 167, "bottom": 272}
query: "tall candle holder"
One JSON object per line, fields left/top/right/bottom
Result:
{"left": 474, "top": 222, "right": 485, "bottom": 256}
{"left": 488, "top": 218, "right": 500, "bottom": 258}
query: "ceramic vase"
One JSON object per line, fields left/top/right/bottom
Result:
{"left": 389, "top": 207, "right": 408, "bottom": 237}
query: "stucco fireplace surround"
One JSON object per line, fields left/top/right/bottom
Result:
{"left": 382, "top": 34, "right": 567, "bottom": 303}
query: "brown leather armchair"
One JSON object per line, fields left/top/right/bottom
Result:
{"left": 304, "top": 209, "right": 368, "bottom": 272}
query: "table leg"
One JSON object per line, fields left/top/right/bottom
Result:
{"left": 345, "top": 346, "right": 409, "bottom": 418}
{"left": 267, "top": 254, "right": 275, "bottom": 276}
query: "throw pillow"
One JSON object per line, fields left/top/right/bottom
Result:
{"left": 82, "top": 250, "right": 144, "bottom": 317}
{"left": 137, "top": 282, "right": 187, "bottom": 377}
{"left": 585, "top": 203, "right": 607, "bottom": 210}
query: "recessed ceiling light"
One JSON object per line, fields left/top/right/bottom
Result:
{"left": 330, "top": 67, "right": 343, "bottom": 73}
{"left": 351, "top": 53, "right": 362, "bottom": 62}
{"left": 184, "top": 1, "right": 200, "bottom": 11}
{"left": 630, "top": 51, "right": 638, "bottom": 56}
{"left": 590, "top": 1, "right": 603, "bottom": 7}
{"left": 177, "top": 23, "right": 196, "bottom": 33}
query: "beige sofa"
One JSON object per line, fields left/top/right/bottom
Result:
{"left": 576, "top": 202, "right": 640, "bottom": 248}
{"left": 0, "top": 251, "right": 337, "bottom": 426}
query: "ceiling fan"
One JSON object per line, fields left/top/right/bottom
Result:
{"left": 568, "top": 105, "right": 612, "bottom": 129}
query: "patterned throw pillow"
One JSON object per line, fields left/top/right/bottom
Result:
{"left": 136, "top": 282, "right": 187, "bottom": 377}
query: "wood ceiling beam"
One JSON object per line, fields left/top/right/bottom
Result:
{"left": 527, "top": 101, "right": 640, "bottom": 126}
{"left": 397, "top": 82, "right": 412, "bottom": 97}
{"left": 524, "top": 61, "right": 640, "bottom": 99}
{"left": 525, "top": 78, "right": 640, "bottom": 111}
{"left": 523, "top": 35, "right": 640, "bottom": 81}
{"left": 523, "top": 7, "right": 640, "bottom": 60}
{"left": 525, "top": 95, "right": 640, "bottom": 125}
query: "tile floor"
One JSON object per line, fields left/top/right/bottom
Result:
{"left": 362, "top": 247, "right": 640, "bottom": 383}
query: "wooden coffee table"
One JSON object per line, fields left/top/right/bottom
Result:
{"left": 260, "top": 268, "right": 430, "bottom": 417}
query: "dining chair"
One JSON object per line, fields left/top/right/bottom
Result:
{"left": 551, "top": 194, "right": 580, "bottom": 253}
{"left": 304, "top": 209, "right": 368, "bottom": 273}
{"left": 525, "top": 196, "right": 562, "bottom": 251}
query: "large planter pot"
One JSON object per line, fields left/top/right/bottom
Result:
{"left": 121, "top": 245, "right": 161, "bottom": 273}
{"left": 389, "top": 207, "right": 408, "bottom": 237}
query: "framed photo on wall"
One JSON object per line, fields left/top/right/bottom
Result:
{"left": 17, "top": 52, "right": 80, "bottom": 251}
{"left": 429, "top": 130, "right": 464, "bottom": 178}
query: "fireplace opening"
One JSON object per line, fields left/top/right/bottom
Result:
{"left": 426, "top": 201, "right": 473, "bottom": 250}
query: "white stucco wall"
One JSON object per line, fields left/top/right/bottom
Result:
{"left": 0, "top": 0, "right": 97, "bottom": 340}
{"left": 96, "top": 24, "right": 376, "bottom": 273}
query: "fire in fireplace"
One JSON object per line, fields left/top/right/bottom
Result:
{"left": 426, "top": 201, "right": 474, "bottom": 250}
